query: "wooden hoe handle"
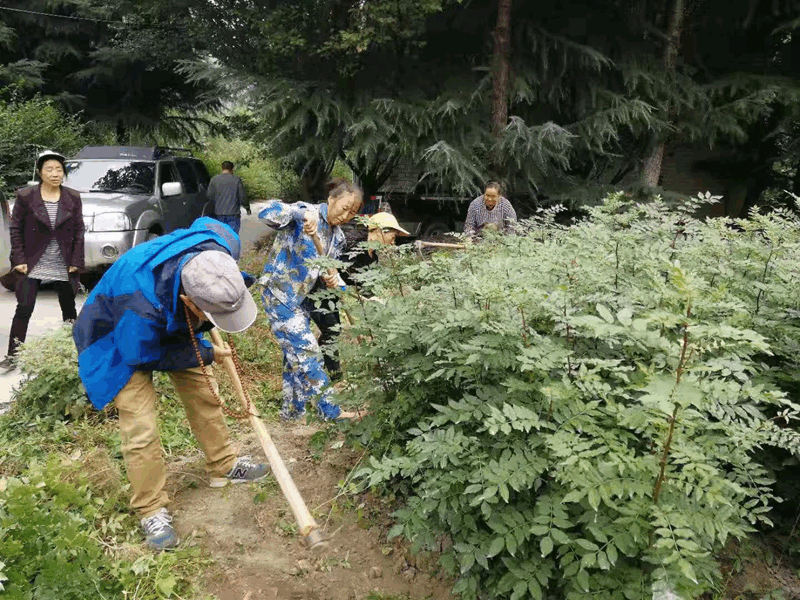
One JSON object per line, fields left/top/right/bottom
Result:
{"left": 209, "top": 329, "right": 327, "bottom": 550}
{"left": 415, "top": 240, "right": 466, "bottom": 249}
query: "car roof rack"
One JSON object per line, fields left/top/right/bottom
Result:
{"left": 155, "top": 147, "right": 194, "bottom": 158}
{"left": 73, "top": 146, "right": 195, "bottom": 160}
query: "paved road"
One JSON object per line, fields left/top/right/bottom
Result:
{"left": 0, "top": 204, "right": 274, "bottom": 406}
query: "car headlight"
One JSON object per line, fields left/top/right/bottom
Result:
{"left": 91, "top": 213, "right": 132, "bottom": 232}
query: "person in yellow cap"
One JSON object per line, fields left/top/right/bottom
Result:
{"left": 364, "top": 212, "right": 411, "bottom": 252}
{"left": 304, "top": 212, "right": 409, "bottom": 381}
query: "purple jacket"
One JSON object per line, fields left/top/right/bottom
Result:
{"left": 10, "top": 185, "right": 85, "bottom": 293}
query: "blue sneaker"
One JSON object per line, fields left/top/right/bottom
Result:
{"left": 210, "top": 456, "right": 270, "bottom": 488}
{"left": 141, "top": 508, "right": 179, "bottom": 551}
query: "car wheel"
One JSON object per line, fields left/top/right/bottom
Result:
{"left": 420, "top": 220, "right": 451, "bottom": 239}
{"left": 146, "top": 230, "right": 161, "bottom": 242}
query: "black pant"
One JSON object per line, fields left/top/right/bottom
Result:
{"left": 7, "top": 277, "right": 77, "bottom": 356}
{"left": 301, "top": 293, "right": 342, "bottom": 380}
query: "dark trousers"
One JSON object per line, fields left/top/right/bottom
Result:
{"left": 213, "top": 215, "right": 241, "bottom": 235}
{"left": 301, "top": 294, "right": 341, "bottom": 380}
{"left": 8, "top": 277, "right": 77, "bottom": 356}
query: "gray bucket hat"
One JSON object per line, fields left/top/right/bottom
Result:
{"left": 181, "top": 250, "right": 258, "bottom": 333}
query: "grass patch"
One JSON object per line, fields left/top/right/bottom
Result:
{"left": 0, "top": 457, "right": 213, "bottom": 600}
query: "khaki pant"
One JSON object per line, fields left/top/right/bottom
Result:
{"left": 115, "top": 368, "right": 237, "bottom": 518}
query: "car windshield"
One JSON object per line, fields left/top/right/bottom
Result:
{"left": 64, "top": 160, "right": 155, "bottom": 195}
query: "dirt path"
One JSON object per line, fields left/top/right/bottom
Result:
{"left": 168, "top": 422, "right": 453, "bottom": 600}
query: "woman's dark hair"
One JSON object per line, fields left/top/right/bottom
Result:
{"left": 327, "top": 178, "right": 363, "bottom": 204}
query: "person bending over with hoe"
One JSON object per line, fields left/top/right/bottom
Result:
{"left": 73, "top": 217, "right": 268, "bottom": 551}
{"left": 258, "top": 179, "right": 363, "bottom": 421}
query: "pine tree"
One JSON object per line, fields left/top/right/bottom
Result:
{"left": 182, "top": 0, "right": 800, "bottom": 209}
{"left": 0, "top": 0, "right": 218, "bottom": 143}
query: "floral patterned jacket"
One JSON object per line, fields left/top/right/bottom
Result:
{"left": 257, "top": 200, "right": 346, "bottom": 309}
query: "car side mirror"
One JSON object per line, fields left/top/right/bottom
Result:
{"left": 161, "top": 182, "right": 183, "bottom": 197}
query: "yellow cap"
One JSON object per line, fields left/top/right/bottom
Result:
{"left": 367, "top": 212, "right": 410, "bottom": 235}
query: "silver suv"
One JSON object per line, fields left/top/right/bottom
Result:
{"left": 63, "top": 146, "right": 212, "bottom": 270}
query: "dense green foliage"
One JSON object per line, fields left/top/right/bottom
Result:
{"left": 0, "top": 460, "right": 209, "bottom": 599}
{"left": 343, "top": 193, "right": 800, "bottom": 598}
{"left": 0, "top": 0, "right": 215, "bottom": 142}
{"left": 1, "top": 1, "right": 798, "bottom": 208}
{"left": 183, "top": 0, "right": 800, "bottom": 208}
{"left": 0, "top": 91, "right": 88, "bottom": 194}
{"left": 0, "top": 461, "right": 123, "bottom": 599}
{"left": 196, "top": 136, "right": 299, "bottom": 201}
{"left": 11, "top": 324, "right": 91, "bottom": 421}
{"left": 183, "top": 0, "right": 460, "bottom": 200}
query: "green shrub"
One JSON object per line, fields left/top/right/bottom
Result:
{"left": 345, "top": 193, "right": 800, "bottom": 599}
{"left": 0, "top": 460, "right": 122, "bottom": 599}
{"left": 0, "top": 459, "right": 209, "bottom": 599}
{"left": 0, "top": 89, "right": 87, "bottom": 195}
{"left": 195, "top": 136, "right": 298, "bottom": 200}
{"left": 12, "top": 324, "right": 90, "bottom": 422}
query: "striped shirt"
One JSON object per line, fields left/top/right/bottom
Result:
{"left": 463, "top": 195, "right": 517, "bottom": 237}
{"left": 28, "top": 202, "right": 69, "bottom": 282}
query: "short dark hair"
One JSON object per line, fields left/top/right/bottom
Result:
{"left": 485, "top": 181, "right": 502, "bottom": 193}
{"left": 221, "top": 161, "right": 234, "bottom": 171}
{"left": 327, "top": 178, "right": 364, "bottom": 204}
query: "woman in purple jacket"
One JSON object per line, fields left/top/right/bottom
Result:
{"left": 1, "top": 150, "right": 84, "bottom": 371}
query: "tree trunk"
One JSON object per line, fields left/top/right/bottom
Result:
{"left": 491, "top": 0, "right": 513, "bottom": 145}
{"left": 640, "top": 0, "right": 686, "bottom": 188}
